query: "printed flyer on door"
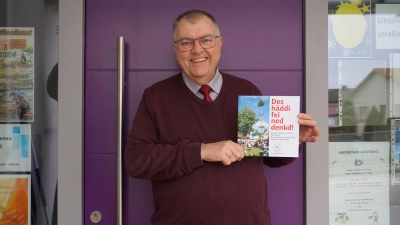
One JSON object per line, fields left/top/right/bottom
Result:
{"left": 0, "top": 124, "right": 31, "bottom": 172}
{"left": 0, "top": 174, "right": 30, "bottom": 225}
{"left": 238, "top": 96, "right": 300, "bottom": 157}
{"left": 0, "top": 27, "right": 34, "bottom": 122}
{"left": 329, "top": 142, "right": 390, "bottom": 225}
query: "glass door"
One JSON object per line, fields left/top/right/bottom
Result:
{"left": 0, "top": 0, "right": 58, "bottom": 224}
{"left": 327, "top": 0, "right": 400, "bottom": 224}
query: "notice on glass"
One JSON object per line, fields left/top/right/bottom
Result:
{"left": 376, "top": 4, "right": 400, "bottom": 50}
{"left": 0, "top": 174, "right": 30, "bottom": 225}
{"left": 238, "top": 96, "right": 299, "bottom": 157}
{"left": 328, "top": 0, "right": 371, "bottom": 58}
{"left": 0, "top": 124, "right": 31, "bottom": 172}
{"left": 0, "top": 27, "right": 34, "bottom": 122}
{"left": 329, "top": 142, "right": 389, "bottom": 225}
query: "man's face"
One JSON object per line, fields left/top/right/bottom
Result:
{"left": 173, "top": 16, "right": 223, "bottom": 85}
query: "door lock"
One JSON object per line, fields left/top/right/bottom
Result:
{"left": 90, "top": 211, "right": 102, "bottom": 223}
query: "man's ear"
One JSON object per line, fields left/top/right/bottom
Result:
{"left": 218, "top": 36, "right": 223, "bottom": 50}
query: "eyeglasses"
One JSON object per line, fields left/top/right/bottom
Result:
{"left": 174, "top": 35, "right": 220, "bottom": 52}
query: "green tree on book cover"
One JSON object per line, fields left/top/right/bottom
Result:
{"left": 238, "top": 106, "right": 257, "bottom": 142}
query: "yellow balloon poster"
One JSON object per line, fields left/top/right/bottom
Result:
{"left": 328, "top": 0, "right": 371, "bottom": 58}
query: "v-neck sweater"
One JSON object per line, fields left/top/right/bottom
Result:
{"left": 125, "top": 72, "right": 296, "bottom": 225}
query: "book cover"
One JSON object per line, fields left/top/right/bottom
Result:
{"left": 238, "top": 96, "right": 300, "bottom": 157}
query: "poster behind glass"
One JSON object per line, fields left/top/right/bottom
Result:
{"left": 0, "top": 174, "right": 31, "bottom": 225}
{"left": 328, "top": 1, "right": 400, "bottom": 224}
{"left": 0, "top": 124, "right": 31, "bottom": 172}
{"left": 329, "top": 142, "right": 389, "bottom": 225}
{"left": 0, "top": 27, "right": 34, "bottom": 122}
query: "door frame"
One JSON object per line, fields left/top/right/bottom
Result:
{"left": 57, "top": 0, "right": 329, "bottom": 224}
{"left": 58, "top": 0, "right": 84, "bottom": 224}
{"left": 304, "top": 0, "right": 329, "bottom": 224}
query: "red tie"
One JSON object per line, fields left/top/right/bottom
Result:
{"left": 199, "top": 85, "right": 213, "bottom": 102}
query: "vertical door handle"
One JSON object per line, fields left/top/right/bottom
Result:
{"left": 117, "top": 36, "right": 125, "bottom": 225}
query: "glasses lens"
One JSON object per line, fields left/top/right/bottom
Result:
{"left": 199, "top": 36, "right": 216, "bottom": 49}
{"left": 176, "top": 36, "right": 217, "bottom": 52}
{"left": 177, "top": 39, "right": 193, "bottom": 51}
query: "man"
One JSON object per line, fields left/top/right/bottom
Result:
{"left": 125, "top": 9, "right": 320, "bottom": 225}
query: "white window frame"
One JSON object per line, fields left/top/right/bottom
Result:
{"left": 58, "top": 0, "right": 84, "bottom": 224}
{"left": 305, "top": 0, "right": 329, "bottom": 224}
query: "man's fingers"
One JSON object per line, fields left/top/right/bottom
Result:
{"left": 203, "top": 140, "right": 245, "bottom": 165}
{"left": 221, "top": 155, "right": 233, "bottom": 165}
{"left": 298, "top": 113, "right": 313, "bottom": 120}
{"left": 297, "top": 113, "right": 321, "bottom": 143}
{"left": 220, "top": 141, "right": 242, "bottom": 165}
{"left": 299, "top": 118, "right": 317, "bottom": 127}
{"left": 313, "top": 126, "right": 321, "bottom": 136}
{"left": 306, "top": 135, "right": 319, "bottom": 142}
{"left": 298, "top": 113, "right": 318, "bottom": 126}
{"left": 231, "top": 144, "right": 244, "bottom": 161}
{"left": 228, "top": 153, "right": 237, "bottom": 162}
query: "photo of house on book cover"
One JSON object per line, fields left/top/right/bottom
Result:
{"left": 238, "top": 96, "right": 300, "bottom": 157}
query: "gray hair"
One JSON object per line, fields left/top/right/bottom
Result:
{"left": 172, "top": 9, "right": 220, "bottom": 37}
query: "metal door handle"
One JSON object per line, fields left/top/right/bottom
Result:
{"left": 117, "top": 36, "right": 125, "bottom": 225}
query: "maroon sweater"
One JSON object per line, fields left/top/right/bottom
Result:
{"left": 125, "top": 72, "right": 296, "bottom": 225}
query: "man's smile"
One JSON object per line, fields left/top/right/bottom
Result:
{"left": 191, "top": 57, "right": 207, "bottom": 63}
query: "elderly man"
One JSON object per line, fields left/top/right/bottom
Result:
{"left": 125, "top": 9, "right": 320, "bottom": 225}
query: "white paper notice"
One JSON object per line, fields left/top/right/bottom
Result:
{"left": 329, "top": 142, "right": 389, "bottom": 225}
{"left": 0, "top": 124, "right": 31, "bottom": 172}
{"left": 376, "top": 4, "right": 400, "bottom": 49}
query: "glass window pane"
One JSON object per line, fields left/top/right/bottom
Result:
{"left": 328, "top": 1, "right": 400, "bottom": 224}
{"left": 0, "top": 0, "right": 58, "bottom": 224}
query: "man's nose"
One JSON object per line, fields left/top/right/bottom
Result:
{"left": 191, "top": 40, "right": 203, "bottom": 54}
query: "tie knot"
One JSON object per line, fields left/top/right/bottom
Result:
{"left": 199, "top": 85, "right": 211, "bottom": 95}
{"left": 199, "top": 85, "right": 213, "bottom": 102}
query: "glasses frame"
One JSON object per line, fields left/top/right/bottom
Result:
{"left": 174, "top": 35, "right": 220, "bottom": 52}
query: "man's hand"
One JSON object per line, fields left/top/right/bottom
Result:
{"left": 298, "top": 113, "right": 320, "bottom": 143}
{"left": 201, "top": 140, "right": 244, "bottom": 165}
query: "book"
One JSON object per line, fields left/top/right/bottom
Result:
{"left": 238, "top": 96, "right": 300, "bottom": 157}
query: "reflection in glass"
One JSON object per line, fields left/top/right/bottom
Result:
{"left": 1, "top": 0, "right": 58, "bottom": 225}
{"left": 328, "top": 0, "right": 400, "bottom": 224}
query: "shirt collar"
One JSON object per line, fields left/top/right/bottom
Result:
{"left": 182, "top": 68, "right": 223, "bottom": 94}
